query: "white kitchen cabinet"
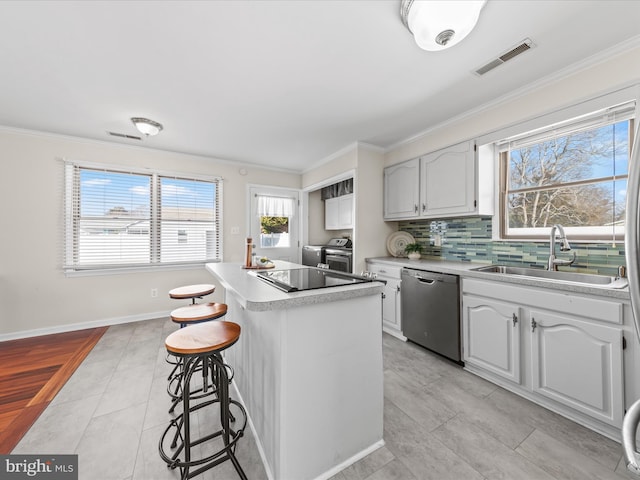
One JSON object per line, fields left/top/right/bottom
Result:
{"left": 420, "top": 140, "right": 475, "bottom": 217}
{"left": 462, "top": 295, "right": 521, "bottom": 384}
{"left": 462, "top": 278, "right": 625, "bottom": 435}
{"left": 325, "top": 194, "right": 354, "bottom": 230}
{"left": 383, "top": 158, "right": 420, "bottom": 219}
{"left": 383, "top": 140, "right": 493, "bottom": 220}
{"left": 366, "top": 262, "right": 404, "bottom": 339}
{"left": 530, "top": 309, "right": 624, "bottom": 428}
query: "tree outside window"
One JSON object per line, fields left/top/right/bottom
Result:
{"left": 502, "top": 118, "right": 633, "bottom": 240}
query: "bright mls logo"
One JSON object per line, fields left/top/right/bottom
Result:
{"left": 0, "top": 455, "right": 77, "bottom": 480}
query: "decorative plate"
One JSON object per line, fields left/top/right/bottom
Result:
{"left": 386, "top": 231, "right": 415, "bottom": 257}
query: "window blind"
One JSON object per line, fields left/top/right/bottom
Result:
{"left": 497, "top": 101, "right": 636, "bottom": 152}
{"left": 64, "top": 162, "right": 222, "bottom": 272}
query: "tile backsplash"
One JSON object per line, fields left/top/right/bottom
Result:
{"left": 399, "top": 217, "right": 626, "bottom": 277}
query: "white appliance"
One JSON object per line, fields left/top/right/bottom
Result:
{"left": 622, "top": 127, "right": 640, "bottom": 474}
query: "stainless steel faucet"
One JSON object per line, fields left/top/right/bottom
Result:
{"left": 548, "top": 224, "right": 576, "bottom": 271}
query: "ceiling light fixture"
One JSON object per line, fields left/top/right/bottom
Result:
{"left": 131, "top": 117, "right": 163, "bottom": 136}
{"left": 400, "top": 0, "right": 487, "bottom": 51}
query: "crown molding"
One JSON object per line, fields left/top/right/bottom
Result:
{"left": 387, "top": 35, "right": 640, "bottom": 152}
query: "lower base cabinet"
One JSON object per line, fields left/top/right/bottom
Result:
{"left": 463, "top": 296, "right": 521, "bottom": 384}
{"left": 462, "top": 278, "right": 624, "bottom": 435}
{"left": 530, "top": 309, "right": 623, "bottom": 427}
{"left": 366, "top": 262, "right": 403, "bottom": 339}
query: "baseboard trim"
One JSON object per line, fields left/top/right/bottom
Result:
{"left": 382, "top": 326, "right": 407, "bottom": 341}
{"left": 229, "top": 380, "right": 275, "bottom": 480}
{"left": 229, "top": 379, "right": 384, "bottom": 480}
{"left": 0, "top": 310, "right": 171, "bottom": 342}
{"left": 314, "top": 439, "right": 385, "bottom": 480}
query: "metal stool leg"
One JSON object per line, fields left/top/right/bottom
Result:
{"left": 212, "top": 353, "right": 247, "bottom": 480}
{"left": 159, "top": 352, "right": 247, "bottom": 480}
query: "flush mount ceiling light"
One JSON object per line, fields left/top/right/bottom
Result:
{"left": 400, "top": 0, "right": 487, "bottom": 51}
{"left": 131, "top": 117, "right": 163, "bottom": 136}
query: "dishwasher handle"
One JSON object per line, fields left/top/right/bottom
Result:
{"left": 416, "top": 276, "right": 436, "bottom": 284}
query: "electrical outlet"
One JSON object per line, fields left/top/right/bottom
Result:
{"left": 151, "top": 288, "right": 158, "bottom": 298}
{"left": 231, "top": 226, "right": 240, "bottom": 235}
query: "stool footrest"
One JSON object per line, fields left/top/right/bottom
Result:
{"left": 159, "top": 398, "right": 247, "bottom": 479}
{"left": 159, "top": 332, "right": 247, "bottom": 480}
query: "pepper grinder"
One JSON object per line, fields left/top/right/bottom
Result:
{"left": 244, "top": 237, "right": 253, "bottom": 268}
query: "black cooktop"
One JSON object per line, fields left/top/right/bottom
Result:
{"left": 256, "top": 267, "right": 372, "bottom": 293}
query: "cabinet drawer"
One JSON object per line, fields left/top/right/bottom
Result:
{"left": 367, "top": 263, "right": 402, "bottom": 279}
{"left": 463, "top": 278, "right": 623, "bottom": 325}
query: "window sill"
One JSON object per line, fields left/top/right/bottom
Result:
{"left": 64, "top": 261, "right": 219, "bottom": 278}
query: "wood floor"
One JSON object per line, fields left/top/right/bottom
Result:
{"left": 0, "top": 327, "right": 107, "bottom": 453}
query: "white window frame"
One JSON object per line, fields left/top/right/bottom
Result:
{"left": 500, "top": 109, "right": 634, "bottom": 241}
{"left": 63, "top": 160, "right": 223, "bottom": 275}
{"left": 475, "top": 85, "right": 639, "bottom": 242}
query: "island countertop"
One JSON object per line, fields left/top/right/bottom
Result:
{"left": 206, "top": 260, "right": 385, "bottom": 480}
{"left": 206, "top": 260, "right": 384, "bottom": 312}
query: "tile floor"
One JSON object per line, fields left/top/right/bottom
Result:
{"left": 13, "top": 318, "right": 636, "bottom": 480}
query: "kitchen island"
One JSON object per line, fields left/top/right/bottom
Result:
{"left": 206, "top": 261, "right": 385, "bottom": 480}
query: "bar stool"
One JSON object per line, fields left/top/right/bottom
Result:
{"left": 159, "top": 321, "right": 247, "bottom": 480}
{"left": 167, "top": 302, "right": 230, "bottom": 412}
{"left": 169, "top": 284, "right": 216, "bottom": 305}
{"left": 166, "top": 284, "right": 218, "bottom": 377}
{"left": 170, "top": 302, "right": 228, "bottom": 328}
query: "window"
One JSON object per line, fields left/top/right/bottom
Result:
{"left": 499, "top": 102, "right": 635, "bottom": 240}
{"left": 64, "top": 162, "right": 222, "bottom": 272}
{"left": 256, "top": 195, "right": 294, "bottom": 248}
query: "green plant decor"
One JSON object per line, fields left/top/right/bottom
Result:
{"left": 404, "top": 243, "right": 422, "bottom": 254}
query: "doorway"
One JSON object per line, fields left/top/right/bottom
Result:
{"left": 248, "top": 186, "right": 300, "bottom": 262}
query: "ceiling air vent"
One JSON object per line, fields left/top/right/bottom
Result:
{"left": 107, "top": 131, "right": 142, "bottom": 140}
{"left": 474, "top": 38, "right": 533, "bottom": 76}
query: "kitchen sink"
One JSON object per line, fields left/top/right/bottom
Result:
{"left": 471, "top": 265, "right": 628, "bottom": 289}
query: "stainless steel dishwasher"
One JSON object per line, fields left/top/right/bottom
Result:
{"left": 401, "top": 268, "right": 461, "bottom": 363}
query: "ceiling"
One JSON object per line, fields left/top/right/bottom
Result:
{"left": 0, "top": 1, "right": 639, "bottom": 173}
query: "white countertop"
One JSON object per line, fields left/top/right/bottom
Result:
{"left": 206, "top": 260, "right": 384, "bottom": 312}
{"left": 366, "top": 256, "right": 630, "bottom": 301}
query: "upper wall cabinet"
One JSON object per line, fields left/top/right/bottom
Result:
{"left": 325, "top": 193, "right": 354, "bottom": 230}
{"left": 383, "top": 140, "right": 494, "bottom": 221}
{"left": 383, "top": 158, "right": 420, "bottom": 219}
{"left": 420, "top": 140, "right": 475, "bottom": 217}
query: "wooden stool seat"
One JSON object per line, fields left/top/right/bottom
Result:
{"left": 169, "top": 284, "right": 215, "bottom": 301}
{"left": 165, "top": 321, "right": 241, "bottom": 356}
{"left": 160, "top": 320, "right": 247, "bottom": 479}
{"left": 170, "top": 303, "right": 228, "bottom": 325}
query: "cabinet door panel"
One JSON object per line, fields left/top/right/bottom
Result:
{"left": 366, "top": 262, "right": 403, "bottom": 337}
{"left": 381, "top": 277, "right": 401, "bottom": 331}
{"left": 463, "top": 295, "right": 520, "bottom": 384}
{"left": 530, "top": 310, "right": 623, "bottom": 427}
{"left": 420, "top": 141, "right": 474, "bottom": 216}
{"left": 325, "top": 197, "right": 340, "bottom": 230}
{"left": 384, "top": 159, "right": 419, "bottom": 219}
{"left": 338, "top": 195, "right": 354, "bottom": 228}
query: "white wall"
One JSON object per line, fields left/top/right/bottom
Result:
{"left": 302, "top": 143, "right": 394, "bottom": 274}
{"left": 307, "top": 190, "right": 331, "bottom": 246}
{"left": 385, "top": 45, "right": 640, "bottom": 166}
{"left": 302, "top": 146, "right": 357, "bottom": 189}
{"left": 0, "top": 129, "right": 299, "bottom": 337}
{"left": 353, "top": 146, "right": 395, "bottom": 273}
{"left": 6, "top": 45, "right": 639, "bottom": 338}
